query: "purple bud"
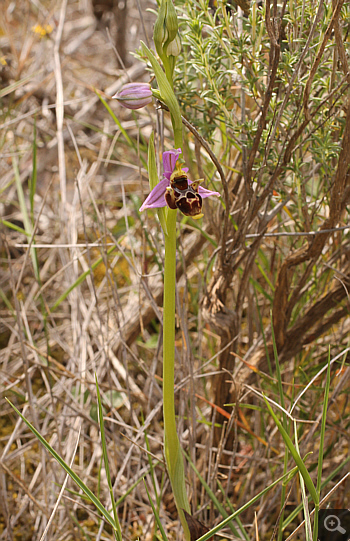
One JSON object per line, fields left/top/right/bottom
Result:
{"left": 112, "top": 82, "right": 153, "bottom": 110}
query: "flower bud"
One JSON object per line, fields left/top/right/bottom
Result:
{"left": 112, "top": 82, "right": 152, "bottom": 110}
{"left": 165, "top": 0, "right": 178, "bottom": 43}
{"left": 167, "top": 33, "right": 182, "bottom": 57}
{"left": 153, "top": 0, "right": 167, "bottom": 58}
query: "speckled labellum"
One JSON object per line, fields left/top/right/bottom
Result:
{"left": 165, "top": 169, "right": 204, "bottom": 218}
{"left": 139, "top": 148, "right": 220, "bottom": 218}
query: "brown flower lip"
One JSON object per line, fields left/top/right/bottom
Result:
{"left": 166, "top": 171, "right": 204, "bottom": 217}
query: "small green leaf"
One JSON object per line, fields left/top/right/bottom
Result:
{"left": 102, "top": 390, "right": 124, "bottom": 410}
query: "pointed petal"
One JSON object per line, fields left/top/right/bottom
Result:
{"left": 163, "top": 148, "right": 182, "bottom": 180}
{"left": 193, "top": 182, "right": 221, "bottom": 199}
{"left": 139, "top": 178, "right": 169, "bottom": 211}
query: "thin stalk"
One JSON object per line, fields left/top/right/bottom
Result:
{"left": 144, "top": 32, "right": 190, "bottom": 538}
{"left": 271, "top": 316, "right": 289, "bottom": 541}
{"left": 163, "top": 207, "right": 191, "bottom": 540}
{"left": 313, "top": 352, "right": 331, "bottom": 541}
{"left": 294, "top": 421, "right": 312, "bottom": 541}
{"left": 95, "top": 377, "right": 122, "bottom": 541}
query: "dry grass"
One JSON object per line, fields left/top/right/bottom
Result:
{"left": 1, "top": 1, "right": 350, "bottom": 541}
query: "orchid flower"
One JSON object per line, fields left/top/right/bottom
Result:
{"left": 140, "top": 148, "right": 220, "bottom": 217}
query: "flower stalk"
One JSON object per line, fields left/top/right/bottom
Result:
{"left": 116, "top": 10, "right": 218, "bottom": 538}
{"left": 144, "top": 15, "right": 191, "bottom": 535}
{"left": 162, "top": 207, "right": 191, "bottom": 540}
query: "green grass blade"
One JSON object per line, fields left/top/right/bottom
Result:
{"left": 30, "top": 121, "right": 37, "bottom": 219}
{"left": 96, "top": 92, "right": 147, "bottom": 168}
{"left": 186, "top": 451, "right": 246, "bottom": 538}
{"left": 271, "top": 313, "right": 288, "bottom": 541}
{"left": 144, "top": 480, "right": 168, "bottom": 541}
{"left": 271, "top": 314, "right": 287, "bottom": 423}
{"left": 0, "top": 286, "right": 14, "bottom": 313}
{"left": 5, "top": 398, "right": 117, "bottom": 530}
{"left": 249, "top": 276, "right": 273, "bottom": 302}
{"left": 12, "top": 156, "right": 40, "bottom": 282}
{"left": 144, "top": 429, "right": 161, "bottom": 508}
{"left": 58, "top": 469, "right": 147, "bottom": 507}
{"left": 0, "top": 219, "right": 29, "bottom": 236}
{"left": 217, "top": 480, "right": 250, "bottom": 541}
{"left": 263, "top": 395, "right": 319, "bottom": 504}
{"left": 0, "top": 69, "right": 43, "bottom": 98}
{"left": 185, "top": 219, "right": 218, "bottom": 247}
{"left": 282, "top": 455, "right": 350, "bottom": 530}
{"left": 256, "top": 261, "right": 274, "bottom": 292}
{"left": 313, "top": 351, "right": 331, "bottom": 541}
{"left": 95, "top": 376, "right": 122, "bottom": 541}
{"left": 13, "top": 157, "right": 32, "bottom": 235}
{"left": 316, "top": 353, "right": 331, "bottom": 496}
{"left": 294, "top": 420, "right": 312, "bottom": 541}
{"left": 194, "top": 466, "right": 298, "bottom": 541}
{"left": 97, "top": 93, "right": 133, "bottom": 146}
{"left": 70, "top": 513, "right": 93, "bottom": 541}
{"left": 253, "top": 285, "right": 272, "bottom": 375}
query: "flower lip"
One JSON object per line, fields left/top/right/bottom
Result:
{"left": 140, "top": 148, "right": 220, "bottom": 213}
{"left": 112, "top": 82, "right": 153, "bottom": 110}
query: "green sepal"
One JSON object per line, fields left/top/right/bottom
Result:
{"left": 141, "top": 41, "right": 182, "bottom": 134}
{"left": 148, "top": 132, "right": 168, "bottom": 235}
{"left": 153, "top": 0, "right": 167, "bottom": 59}
{"left": 165, "top": 0, "right": 178, "bottom": 43}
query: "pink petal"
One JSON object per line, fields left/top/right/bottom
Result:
{"left": 139, "top": 178, "right": 169, "bottom": 211}
{"left": 191, "top": 181, "right": 220, "bottom": 199}
{"left": 163, "top": 148, "right": 182, "bottom": 180}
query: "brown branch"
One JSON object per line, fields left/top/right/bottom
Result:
{"left": 332, "top": 0, "right": 350, "bottom": 77}
{"left": 303, "top": 0, "right": 345, "bottom": 120}
{"left": 272, "top": 97, "right": 350, "bottom": 349}
{"left": 239, "top": 269, "right": 349, "bottom": 385}
{"left": 245, "top": 4, "right": 280, "bottom": 188}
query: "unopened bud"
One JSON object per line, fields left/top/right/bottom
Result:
{"left": 112, "top": 82, "right": 152, "bottom": 110}
{"left": 165, "top": 0, "right": 178, "bottom": 43}
{"left": 153, "top": 0, "right": 167, "bottom": 57}
{"left": 167, "top": 33, "right": 182, "bottom": 57}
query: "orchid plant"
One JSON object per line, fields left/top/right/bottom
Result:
{"left": 113, "top": 3, "right": 220, "bottom": 538}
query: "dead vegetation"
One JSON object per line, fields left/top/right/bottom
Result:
{"left": 1, "top": 1, "right": 350, "bottom": 540}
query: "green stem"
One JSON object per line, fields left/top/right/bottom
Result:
{"left": 163, "top": 55, "right": 173, "bottom": 86}
{"left": 163, "top": 208, "right": 191, "bottom": 541}
{"left": 163, "top": 209, "right": 177, "bottom": 451}
{"left": 146, "top": 34, "right": 189, "bottom": 536}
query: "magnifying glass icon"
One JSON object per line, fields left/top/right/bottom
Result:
{"left": 324, "top": 515, "right": 346, "bottom": 534}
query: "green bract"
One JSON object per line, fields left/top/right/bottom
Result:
{"left": 153, "top": 0, "right": 167, "bottom": 59}
{"left": 140, "top": 41, "right": 182, "bottom": 143}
